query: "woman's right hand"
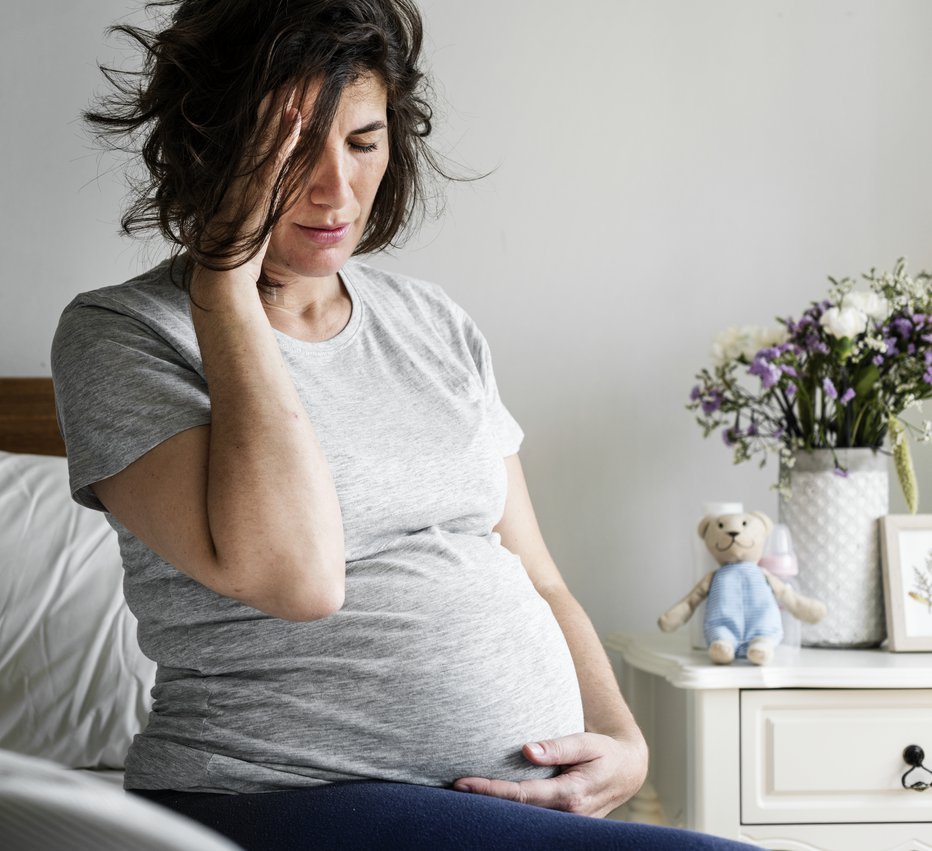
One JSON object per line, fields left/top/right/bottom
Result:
{"left": 192, "top": 88, "right": 303, "bottom": 293}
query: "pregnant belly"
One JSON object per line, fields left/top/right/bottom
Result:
{"left": 193, "top": 532, "right": 585, "bottom": 788}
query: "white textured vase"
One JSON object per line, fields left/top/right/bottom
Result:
{"left": 778, "top": 448, "right": 889, "bottom": 648}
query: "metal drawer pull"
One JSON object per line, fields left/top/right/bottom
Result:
{"left": 902, "top": 745, "right": 931, "bottom": 791}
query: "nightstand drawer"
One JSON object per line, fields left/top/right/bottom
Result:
{"left": 740, "top": 689, "right": 932, "bottom": 825}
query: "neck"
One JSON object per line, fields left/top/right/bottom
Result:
{"left": 258, "top": 270, "right": 352, "bottom": 343}
{"left": 258, "top": 271, "right": 343, "bottom": 318}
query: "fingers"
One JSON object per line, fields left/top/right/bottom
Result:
{"left": 205, "top": 87, "right": 302, "bottom": 273}
{"left": 521, "top": 733, "right": 602, "bottom": 767}
{"left": 253, "top": 88, "right": 300, "bottom": 162}
{"left": 258, "top": 89, "right": 303, "bottom": 173}
{"left": 452, "top": 776, "right": 573, "bottom": 811}
{"left": 241, "top": 88, "right": 302, "bottom": 211}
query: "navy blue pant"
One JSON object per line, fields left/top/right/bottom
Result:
{"left": 135, "top": 781, "right": 754, "bottom": 850}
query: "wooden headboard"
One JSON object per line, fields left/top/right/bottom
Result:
{"left": 0, "top": 378, "right": 66, "bottom": 456}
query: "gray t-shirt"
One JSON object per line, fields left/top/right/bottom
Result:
{"left": 51, "top": 259, "right": 584, "bottom": 793}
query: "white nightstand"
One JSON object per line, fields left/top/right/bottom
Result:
{"left": 604, "top": 632, "right": 932, "bottom": 851}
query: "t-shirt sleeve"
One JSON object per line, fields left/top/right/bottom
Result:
{"left": 458, "top": 309, "right": 524, "bottom": 457}
{"left": 51, "top": 301, "right": 211, "bottom": 512}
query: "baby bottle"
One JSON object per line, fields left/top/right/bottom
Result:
{"left": 758, "top": 522, "right": 800, "bottom": 657}
{"left": 691, "top": 500, "right": 743, "bottom": 650}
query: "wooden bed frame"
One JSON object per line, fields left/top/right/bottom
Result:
{"left": 0, "top": 378, "right": 66, "bottom": 456}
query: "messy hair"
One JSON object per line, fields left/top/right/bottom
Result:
{"left": 85, "top": 0, "right": 443, "bottom": 273}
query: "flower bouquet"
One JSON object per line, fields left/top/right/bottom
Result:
{"left": 688, "top": 259, "right": 932, "bottom": 511}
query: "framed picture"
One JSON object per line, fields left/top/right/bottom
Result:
{"left": 881, "top": 515, "right": 932, "bottom": 652}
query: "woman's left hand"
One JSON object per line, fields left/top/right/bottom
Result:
{"left": 453, "top": 730, "right": 648, "bottom": 818}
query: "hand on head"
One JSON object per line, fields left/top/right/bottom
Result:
{"left": 197, "top": 88, "right": 303, "bottom": 288}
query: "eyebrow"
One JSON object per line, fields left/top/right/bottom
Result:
{"left": 350, "top": 121, "right": 387, "bottom": 135}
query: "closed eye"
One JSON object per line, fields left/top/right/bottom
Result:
{"left": 348, "top": 120, "right": 386, "bottom": 154}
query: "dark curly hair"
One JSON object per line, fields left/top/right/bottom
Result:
{"left": 86, "top": 0, "right": 444, "bottom": 273}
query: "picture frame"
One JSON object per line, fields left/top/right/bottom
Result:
{"left": 881, "top": 514, "right": 932, "bottom": 652}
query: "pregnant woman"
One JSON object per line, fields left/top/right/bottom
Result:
{"left": 52, "top": 1, "right": 752, "bottom": 848}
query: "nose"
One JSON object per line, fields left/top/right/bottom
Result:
{"left": 308, "top": 145, "right": 353, "bottom": 210}
{"left": 727, "top": 531, "right": 739, "bottom": 539}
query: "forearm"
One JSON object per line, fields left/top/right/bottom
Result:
{"left": 190, "top": 269, "right": 345, "bottom": 617}
{"left": 541, "top": 585, "right": 647, "bottom": 750}
{"left": 460, "top": 456, "right": 647, "bottom": 812}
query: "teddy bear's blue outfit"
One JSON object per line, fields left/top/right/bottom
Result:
{"left": 704, "top": 561, "right": 783, "bottom": 656}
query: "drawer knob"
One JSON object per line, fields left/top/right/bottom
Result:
{"left": 902, "top": 745, "right": 931, "bottom": 791}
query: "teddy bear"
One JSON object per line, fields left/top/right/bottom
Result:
{"left": 658, "top": 511, "right": 827, "bottom": 665}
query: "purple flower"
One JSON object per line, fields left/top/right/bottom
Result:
{"left": 833, "top": 466, "right": 850, "bottom": 478}
{"left": 787, "top": 316, "right": 812, "bottom": 336}
{"left": 749, "top": 357, "right": 782, "bottom": 389}
{"left": 873, "top": 354, "right": 885, "bottom": 367}
{"left": 822, "top": 377, "right": 838, "bottom": 399}
{"left": 802, "top": 333, "right": 821, "bottom": 352}
{"left": 747, "top": 421, "right": 760, "bottom": 437}
{"left": 759, "top": 343, "right": 793, "bottom": 360}
{"left": 722, "top": 428, "right": 736, "bottom": 447}
{"left": 701, "top": 388, "right": 725, "bottom": 415}
{"left": 782, "top": 365, "right": 798, "bottom": 378}
{"left": 924, "top": 367, "right": 932, "bottom": 386}
{"left": 786, "top": 382, "right": 798, "bottom": 398}
{"left": 893, "top": 317, "right": 913, "bottom": 337}
{"left": 690, "top": 385, "right": 701, "bottom": 401}
{"left": 804, "top": 301, "right": 831, "bottom": 322}
{"left": 840, "top": 388, "right": 856, "bottom": 404}
{"left": 801, "top": 333, "right": 831, "bottom": 355}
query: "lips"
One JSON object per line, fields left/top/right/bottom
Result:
{"left": 296, "top": 223, "right": 351, "bottom": 245}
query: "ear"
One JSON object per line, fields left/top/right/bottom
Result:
{"left": 697, "top": 515, "right": 714, "bottom": 539}
{"left": 750, "top": 511, "right": 773, "bottom": 536}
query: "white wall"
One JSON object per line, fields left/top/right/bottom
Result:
{"left": 2, "top": 0, "right": 930, "bottom": 637}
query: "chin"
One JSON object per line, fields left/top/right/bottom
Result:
{"left": 265, "top": 246, "right": 354, "bottom": 283}
{"left": 290, "top": 257, "right": 347, "bottom": 280}
{"left": 265, "top": 225, "right": 362, "bottom": 282}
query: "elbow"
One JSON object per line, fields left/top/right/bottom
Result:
{"left": 212, "top": 552, "right": 346, "bottom": 622}
{"left": 263, "top": 553, "right": 346, "bottom": 621}
{"left": 273, "top": 578, "right": 346, "bottom": 622}
{"left": 276, "top": 540, "right": 347, "bottom": 621}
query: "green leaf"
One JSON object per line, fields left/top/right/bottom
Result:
{"left": 853, "top": 363, "right": 881, "bottom": 399}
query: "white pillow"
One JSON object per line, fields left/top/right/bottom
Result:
{"left": 0, "top": 450, "right": 156, "bottom": 768}
{"left": 0, "top": 749, "right": 239, "bottom": 850}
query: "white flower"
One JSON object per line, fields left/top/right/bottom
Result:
{"left": 711, "top": 326, "right": 751, "bottom": 365}
{"left": 842, "top": 290, "right": 889, "bottom": 322}
{"left": 819, "top": 305, "right": 869, "bottom": 339}
{"left": 755, "top": 325, "right": 790, "bottom": 350}
{"left": 711, "top": 325, "right": 787, "bottom": 365}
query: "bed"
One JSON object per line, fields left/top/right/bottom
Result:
{"left": 0, "top": 377, "right": 237, "bottom": 850}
